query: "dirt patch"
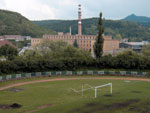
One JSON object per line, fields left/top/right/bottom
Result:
{"left": 0, "top": 103, "right": 22, "bottom": 109}
{"left": 104, "top": 94, "right": 112, "bottom": 97}
{"left": 71, "top": 108, "right": 81, "bottom": 113}
{"left": 131, "top": 91, "right": 141, "bottom": 94}
{"left": 106, "top": 99, "right": 140, "bottom": 109}
{"left": 115, "top": 92, "right": 120, "bottom": 94}
{"left": 7, "top": 88, "right": 24, "bottom": 92}
{"left": 128, "top": 101, "right": 150, "bottom": 113}
{"left": 86, "top": 102, "right": 99, "bottom": 107}
{"left": 25, "top": 104, "right": 53, "bottom": 113}
{"left": 71, "top": 99, "right": 140, "bottom": 113}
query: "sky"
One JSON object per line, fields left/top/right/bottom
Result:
{"left": 0, "top": 0, "right": 150, "bottom": 20}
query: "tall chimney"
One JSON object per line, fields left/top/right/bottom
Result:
{"left": 78, "top": 4, "right": 82, "bottom": 35}
{"left": 69, "top": 26, "right": 72, "bottom": 35}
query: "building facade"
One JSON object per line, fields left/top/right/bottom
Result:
{"left": 31, "top": 4, "right": 119, "bottom": 54}
{"left": 0, "top": 35, "right": 26, "bottom": 41}
{"left": 31, "top": 34, "right": 119, "bottom": 54}
{"left": 120, "top": 41, "right": 149, "bottom": 53}
{"left": 0, "top": 40, "right": 16, "bottom": 48}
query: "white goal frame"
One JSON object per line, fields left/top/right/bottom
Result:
{"left": 70, "top": 83, "right": 112, "bottom": 98}
{"left": 94, "top": 83, "right": 112, "bottom": 98}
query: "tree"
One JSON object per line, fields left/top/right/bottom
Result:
{"left": 35, "top": 39, "right": 68, "bottom": 58}
{"left": 142, "top": 44, "right": 150, "bottom": 57}
{"left": 94, "top": 12, "right": 104, "bottom": 59}
{"left": 73, "top": 39, "right": 78, "bottom": 48}
{"left": 114, "top": 34, "right": 122, "bottom": 41}
{"left": 0, "top": 44, "right": 18, "bottom": 60}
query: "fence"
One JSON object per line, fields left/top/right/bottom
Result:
{"left": 0, "top": 71, "right": 149, "bottom": 81}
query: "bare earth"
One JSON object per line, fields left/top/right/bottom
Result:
{"left": 1, "top": 77, "right": 150, "bottom": 91}
{"left": 24, "top": 104, "right": 54, "bottom": 113}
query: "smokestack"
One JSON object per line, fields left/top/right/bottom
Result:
{"left": 78, "top": 4, "right": 82, "bottom": 35}
{"left": 70, "top": 26, "right": 72, "bottom": 35}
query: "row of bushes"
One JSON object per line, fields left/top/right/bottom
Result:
{"left": 0, "top": 57, "right": 91, "bottom": 75}
{"left": 0, "top": 40, "right": 150, "bottom": 75}
{"left": 0, "top": 51, "right": 150, "bottom": 75}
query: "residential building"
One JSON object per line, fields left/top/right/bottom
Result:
{"left": 0, "top": 40, "right": 16, "bottom": 48}
{"left": 0, "top": 35, "right": 25, "bottom": 41}
{"left": 120, "top": 41, "right": 149, "bottom": 52}
{"left": 19, "top": 47, "right": 33, "bottom": 56}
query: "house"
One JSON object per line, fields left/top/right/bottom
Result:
{"left": 0, "top": 35, "right": 26, "bottom": 41}
{"left": 120, "top": 41, "right": 149, "bottom": 52}
{"left": 0, "top": 40, "right": 16, "bottom": 48}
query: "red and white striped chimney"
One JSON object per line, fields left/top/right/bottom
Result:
{"left": 78, "top": 4, "right": 82, "bottom": 35}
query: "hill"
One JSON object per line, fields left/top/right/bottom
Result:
{"left": 0, "top": 10, "right": 55, "bottom": 37}
{"left": 123, "top": 14, "right": 150, "bottom": 23}
{"left": 33, "top": 18, "right": 150, "bottom": 41}
{"left": 122, "top": 14, "right": 150, "bottom": 27}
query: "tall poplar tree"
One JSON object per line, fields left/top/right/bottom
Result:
{"left": 73, "top": 39, "right": 79, "bottom": 48}
{"left": 94, "top": 12, "right": 104, "bottom": 59}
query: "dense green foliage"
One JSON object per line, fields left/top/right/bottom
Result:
{"left": 0, "top": 40, "right": 150, "bottom": 75}
{"left": 33, "top": 18, "right": 150, "bottom": 41}
{"left": 0, "top": 44, "right": 18, "bottom": 60}
{"left": 94, "top": 12, "right": 104, "bottom": 58}
{"left": 8, "top": 39, "right": 30, "bottom": 48}
{"left": 0, "top": 40, "right": 92, "bottom": 75}
{"left": 0, "top": 10, "right": 55, "bottom": 37}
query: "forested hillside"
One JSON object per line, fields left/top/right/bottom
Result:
{"left": 0, "top": 10, "right": 55, "bottom": 37}
{"left": 33, "top": 18, "right": 150, "bottom": 41}
{"left": 122, "top": 14, "right": 150, "bottom": 28}
{"left": 123, "top": 14, "right": 150, "bottom": 23}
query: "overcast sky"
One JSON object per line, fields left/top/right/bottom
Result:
{"left": 0, "top": 0, "right": 149, "bottom": 20}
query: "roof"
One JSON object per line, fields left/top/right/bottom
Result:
{"left": 0, "top": 36, "right": 4, "bottom": 39}
{"left": 0, "top": 40, "right": 16, "bottom": 48}
{"left": 4, "top": 35, "right": 25, "bottom": 39}
{"left": 125, "top": 41, "right": 148, "bottom": 46}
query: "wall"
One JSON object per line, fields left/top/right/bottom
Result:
{"left": 31, "top": 35, "right": 119, "bottom": 53}
{"left": 0, "top": 70, "right": 148, "bottom": 81}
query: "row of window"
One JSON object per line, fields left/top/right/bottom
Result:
{"left": 44, "top": 36, "right": 96, "bottom": 40}
{"left": 79, "top": 44, "right": 92, "bottom": 47}
{"left": 32, "top": 40, "right": 40, "bottom": 42}
{"left": 68, "top": 41, "right": 92, "bottom": 43}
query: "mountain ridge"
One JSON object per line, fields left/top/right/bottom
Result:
{"left": 0, "top": 9, "right": 55, "bottom": 37}
{"left": 122, "top": 14, "right": 150, "bottom": 23}
{"left": 33, "top": 17, "right": 150, "bottom": 41}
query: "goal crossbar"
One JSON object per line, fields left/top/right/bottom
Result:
{"left": 70, "top": 83, "right": 112, "bottom": 98}
{"left": 70, "top": 84, "right": 94, "bottom": 93}
{"left": 95, "top": 83, "right": 112, "bottom": 98}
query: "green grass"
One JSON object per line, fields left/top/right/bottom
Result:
{"left": 0, "top": 76, "right": 150, "bottom": 113}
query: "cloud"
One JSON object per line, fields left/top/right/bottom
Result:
{"left": 0, "top": 0, "right": 149, "bottom": 20}
{"left": 58, "top": 0, "right": 78, "bottom": 6}
{"left": 0, "top": 0, "right": 6, "bottom": 8}
{"left": 1, "top": 0, "right": 56, "bottom": 20}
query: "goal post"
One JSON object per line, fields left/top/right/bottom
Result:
{"left": 95, "top": 83, "right": 112, "bottom": 98}
{"left": 70, "top": 83, "right": 112, "bottom": 98}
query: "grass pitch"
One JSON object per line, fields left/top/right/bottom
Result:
{"left": 0, "top": 76, "right": 150, "bottom": 113}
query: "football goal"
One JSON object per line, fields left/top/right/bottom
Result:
{"left": 94, "top": 83, "right": 112, "bottom": 98}
{"left": 70, "top": 83, "right": 112, "bottom": 98}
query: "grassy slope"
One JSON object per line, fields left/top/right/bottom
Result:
{"left": 0, "top": 77, "right": 150, "bottom": 113}
{"left": 0, "top": 10, "right": 55, "bottom": 37}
